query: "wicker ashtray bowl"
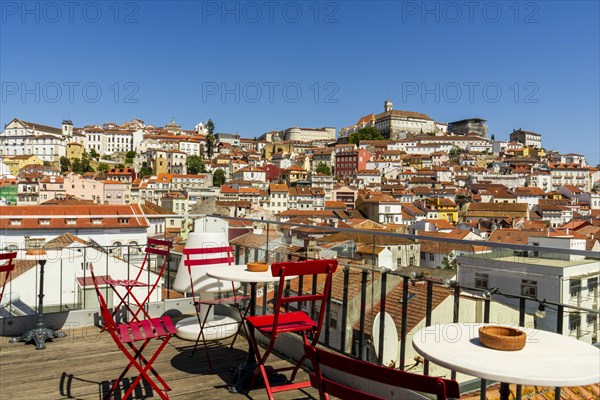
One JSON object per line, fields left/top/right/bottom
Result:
{"left": 478, "top": 326, "right": 526, "bottom": 351}
{"left": 247, "top": 262, "right": 269, "bottom": 272}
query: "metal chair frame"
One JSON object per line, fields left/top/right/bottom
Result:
{"left": 0, "top": 252, "right": 17, "bottom": 305}
{"left": 183, "top": 245, "right": 250, "bottom": 370}
{"left": 303, "top": 344, "right": 461, "bottom": 400}
{"left": 106, "top": 238, "right": 173, "bottom": 324}
{"left": 245, "top": 259, "right": 338, "bottom": 400}
{"left": 90, "top": 263, "right": 176, "bottom": 400}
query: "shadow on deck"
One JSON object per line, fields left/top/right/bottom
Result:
{"left": 0, "top": 324, "right": 321, "bottom": 400}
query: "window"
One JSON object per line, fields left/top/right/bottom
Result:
{"left": 569, "top": 313, "right": 581, "bottom": 336}
{"left": 429, "top": 253, "right": 435, "bottom": 261}
{"left": 329, "top": 311, "right": 338, "bottom": 330}
{"left": 587, "top": 313, "right": 597, "bottom": 326}
{"left": 39, "top": 218, "right": 50, "bottom": 225}
{"left": 588, "top": 277, "right": 598, "bottom": 295}
{"left": 521, "top": 279, "right": 537, "bottom": 297}
{"left": 570, "top": 279, "right": 581, "bottom": 298}
{"left": 420, "top": 253, "right": 425, "bottom": 260}
{"left": 475, "top": 273, "right": 489, "bottom": 289}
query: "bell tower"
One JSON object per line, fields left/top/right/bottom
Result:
{"left": 384, "top": 100, "right": 393, "bottom": 112}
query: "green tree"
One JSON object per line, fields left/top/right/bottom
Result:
{"left": 186, "top": 155, "right": 206, "bottom": 174}
{"left": 101, "top": 155, "right": 111, "bottom": 161}
{"left": 448, "top": 146, "right": 464, "bottom": 161}
{"left": 315, "top": 162, "right": 332, "bottom": 175}
{"left": 116, "top": 163, "right": 125, "bottom": 169}
{"left": 348, "top": 127, "right": 384, "bottom": 144}
{"left": 206, "top": 133, "right": 216, "bottom": 158}
{"left": 125, "top": 150, "right": 136, "bottom": 164}
{"left": 213, "top": 169, "right": 226, "bottom": 186}
{"left": 59, "top": 156, "right": 71, "bottom": 173}
{"left": 139, "top": 162, "right": 152, "bottom": 178}
{"left": 89, "top": 148, "right": 98, "bottom": 159}
{"left": 97, "top": 164, "right": 110, "bottom": 173}
{"left": 442, "top": 255, "right": 457, "bottom": 270}
{"left": 205, "top": 119, "right": 215, "bottom": 134}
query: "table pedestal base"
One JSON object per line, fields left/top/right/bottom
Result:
{"left": 229, "top": 361, "right": 287, "bottom": 394}
{"left": 10, "top": 321, "right": 66, "bottom": 350}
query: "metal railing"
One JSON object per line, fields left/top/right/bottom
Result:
{"left": 1, "top": 214, "right": 599, "bottom": 400}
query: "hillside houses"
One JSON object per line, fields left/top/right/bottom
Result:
{"left": 0, "top": 111, "right": 598, "bottom": 276}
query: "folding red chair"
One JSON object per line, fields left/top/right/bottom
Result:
{"left": 106, "top": 238, "right": 173, "bottom": 324}
{"left": 245, "top": 259, "right": 338, "bottom": 400}
{"left": 90, "top": 263, "right": 176, "bottom": 400}
{"left": 304, "top": 344, "right": 461, "bottom": 400}
{"left": 0, "top": 252, "right": 17, "bottom": 305}
{"left": 183, "top": 244, "right": 250, "bottom": 370}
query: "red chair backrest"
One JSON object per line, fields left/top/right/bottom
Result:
{"left": 183, "top": 245, "right": 234, "bottom": 298}
{"left": 0, "top": 252, "right": 17, "bottom": 303}
{"left": 89, "top": 263, "right": 119, "bottom": 335}
{"left": 133, "top": 238, "right": 173, "bottom": 281}
{"left": 304, "top": 344, "right": 461, "bottom": 400}
{"left": 270, "top": 259, "right": 338, "bottom": 342}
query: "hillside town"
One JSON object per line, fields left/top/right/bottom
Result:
{"left": 1, "top": 100, "right": 599, "bottom": 360}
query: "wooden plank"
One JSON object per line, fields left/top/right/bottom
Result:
{"left": 0, "top": 327, "right": 322, "bottom": 400}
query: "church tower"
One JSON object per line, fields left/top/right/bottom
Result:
{"left": 62, "top": 120, "right": 73, "bottom": 137}
{"left": 384, "top": 100, "right": 393, "bottom": 112}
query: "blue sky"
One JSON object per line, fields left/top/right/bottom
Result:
{"left": 1, "top": 1, "right": 599, "bottom": 164}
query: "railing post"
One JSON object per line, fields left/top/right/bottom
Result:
{"left": 377, "top": 270, "right": 387, "bottom": 366}
{"left": 265, "top": 222, "right": 270, "bottom": 263}
{"left": 484, "top": 298, "right": 491, "bottom": 323}
{"left": 451, "top": 283, "right": 460, "bottom": 381}
{"left": 399, "top": 276, "right": 409, "bottom": 370}
{"left": 358, "top": 270, "right": 368, "bottom": 360}
{"left": 325, "top": 282, "right": 332, "bottom": 346}
{"left": 555, "top": 304, "right": 564, "bottom": 400}
{"left": 423, "top": 279, "right": 433, "bottom": 376}
{"left": 340, "top": 266, "right": 350, "bottom": 354}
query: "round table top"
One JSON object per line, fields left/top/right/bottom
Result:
{"left": 206, "top": 264, "right": 296, "bottom": 284}
{"left": 412, "top": 323, "right": 600, "bottom": 387}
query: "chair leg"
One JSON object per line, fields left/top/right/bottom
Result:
{"left": 192, "top": 304, "right": 213, "bottom": 371}
{"left": 230, "top": 302, "right": 250, "bottom": 349}
{"left": 122, "top": 337, "right": 172, "bottom": 400}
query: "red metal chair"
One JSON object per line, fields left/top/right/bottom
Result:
{"left": 106, "top": 238, "right": 173, "bottom": 323}
{"left": 245, "top": 259, "right": 338, "bottom": 400}
{"left": 183, "top": 245, "right": 250, "bottom": 370}
{"left": 0, "top": 252, "right": 17, "bottom": 305}
{"left": 90, "top": 263, "right": 176, "bottom": 400}
{"left": 304, "top": 344, "right": 461, "bottom": 400}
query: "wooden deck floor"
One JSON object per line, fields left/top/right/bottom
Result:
{"left": 0, "top": 325, "right": 321, "bottom": 400}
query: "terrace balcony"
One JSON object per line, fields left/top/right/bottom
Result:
{"left": 1, "top": 214, "right": 599, "bottom": 399}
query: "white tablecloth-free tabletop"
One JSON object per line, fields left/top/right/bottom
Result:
{"left": 412, "top": 323, "right": 600, "bottom": 387}
{"left": 206, "top": 264, "right": 295, "bottom": 284}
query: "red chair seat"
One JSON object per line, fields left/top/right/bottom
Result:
{"left": 117, "top": 316, "right": 176, "bottom": 343}
{"left": 107, "top": 279, "right": 151, "bottom": 287}
{"left": 247, "top": 311, "right": 317, "bottom": 334}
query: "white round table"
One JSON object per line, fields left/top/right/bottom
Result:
{"left": 412, "top": 323, "right": 600, "bottom": 400}
{"left": 206, "top": 264, "right": 297, "bottom": 393}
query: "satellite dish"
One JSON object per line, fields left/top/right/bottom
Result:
{"left": 372, "top": 311, "right": 399, "bottom": 368}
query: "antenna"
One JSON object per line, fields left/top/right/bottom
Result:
{"left": 372, "top": 311, "right": 399, "bottom": 368}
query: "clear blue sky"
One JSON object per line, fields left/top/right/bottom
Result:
{"left": 1, "top": 1, "right": 599, "bottom": 165}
